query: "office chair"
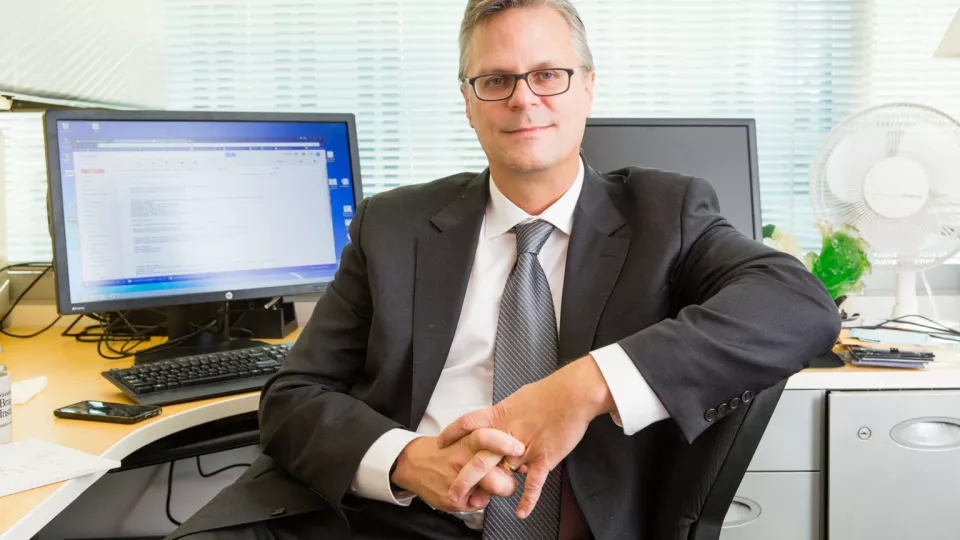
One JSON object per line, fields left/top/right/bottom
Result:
{"left": 161, "top": 379, "right": 788, "bottom": 540}
{"left": 654, "top": 378, "right": 789, "bottom": 540}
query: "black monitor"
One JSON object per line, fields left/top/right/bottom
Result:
{"left": 44, "top": 110, "right": 362, "bottom": 362}
{"left": 580, "top": 118, "right": 762, "bottom": 240}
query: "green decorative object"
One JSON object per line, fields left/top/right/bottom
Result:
{"left": 803, "top": 222, "right": 872, "bottom": 300}
{"left": 762, "top": 221, "right": 871, "bottom": 301}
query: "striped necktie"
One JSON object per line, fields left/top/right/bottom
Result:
{"left": 483, "top": 219, "right": 562, "bottom": 540}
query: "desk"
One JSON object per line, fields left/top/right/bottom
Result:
{"left": 0, "top": 331, "right": 297, "bottom": 540}
{"left": 2, "top": 332, "right": 960, "bottom": 540}
{"left": 724, "top": 349, "right": 960, "bottom": 540}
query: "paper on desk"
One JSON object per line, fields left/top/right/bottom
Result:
{"left": 0, "top": 439, "right": 120, "bottom": 498}
{"left": 11, "top": 376, "right": 47, "bottom": 405}
{"left": 848, "top": 328, "right": 932, "bottom": 346}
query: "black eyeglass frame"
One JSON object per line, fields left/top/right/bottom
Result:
{"left": 460, "top": 66, "right": 589, "bottom": 101}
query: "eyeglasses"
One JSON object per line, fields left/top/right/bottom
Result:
{"left": 461, "top": 67, "right": 588, "bottom": 102}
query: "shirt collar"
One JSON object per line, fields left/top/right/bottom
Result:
{"left": 484, "top": 158, "right": 584, "bottom": 240}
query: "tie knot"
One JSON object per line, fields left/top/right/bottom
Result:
{"left": 514, "top": 220, "right": 554, "bottom": 255}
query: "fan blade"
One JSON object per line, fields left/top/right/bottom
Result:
{"left": 858, "top": 215, "right": 926, "bottom": 257}
{"left": 825, "top": 127, "right": 888, "bottom": 203}
{"left": 898, "top": 123, "right": 960, "bottom": 196}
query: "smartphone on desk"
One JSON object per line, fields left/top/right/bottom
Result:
{"left": 54, "top": 400, "right": 162, "bottom": 424}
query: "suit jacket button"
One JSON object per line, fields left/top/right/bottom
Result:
{"left": 717, "top": 403, "right": 729, "bottom": 416}
{"left": 705, "top": 408, "right": 718, "bottom": 422}
{"left": 270, "top": 508, "right": 286, "bottom": 517}
{"left": 742, "top": 390, "right": 754, "bottom": 403}
{"left": 730, "top": 397, "right": 742, "bottom": 410}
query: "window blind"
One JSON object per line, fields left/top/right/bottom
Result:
{"left": 3, "top": 0, "right": 960, "bottom": 263}
{"left": 0, "top": 113, "right": 51, "bottom": 262}
{"left": 0, "top": 0, "right": 163, "bottom": 263}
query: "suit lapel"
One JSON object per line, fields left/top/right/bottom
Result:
{"left": 558, "top": 164, "right": 631, "bottom": 364}
{"left": 409, "top": 164, "right": 630, "bottom": 426}
{"left": 409, "top": 171, "right": 488, "bottom": 428}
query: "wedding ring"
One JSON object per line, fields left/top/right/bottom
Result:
{"left": 500, "top": 458, "right": 519, "bottom": 473}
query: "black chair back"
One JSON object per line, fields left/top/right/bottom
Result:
{"left": 654, "top": 379, "right": 788, "bottom": 540}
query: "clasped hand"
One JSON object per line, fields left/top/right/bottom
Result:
{"left": 390, "top": 429, "right": 525, "bottom": 513}
{"left": 393, "top": 356, "right": 613, "bottom": 518}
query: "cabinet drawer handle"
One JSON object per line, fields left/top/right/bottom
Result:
{"left": 722, "top": 496, "right": 762, "bottom": 528}
{"left": 890, "top": 417, "right": 960, "bottom": 450}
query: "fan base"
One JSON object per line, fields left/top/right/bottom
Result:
{"left": 892, "top": 270, "right": 919, "bottom": 318}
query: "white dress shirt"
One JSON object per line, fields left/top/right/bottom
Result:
{"left": 350, "top": 159, "right": 670, "bottom": 527}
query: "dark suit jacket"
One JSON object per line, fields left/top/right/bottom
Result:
{"left": 168, "top": 162, "right": 840, "bottom": 539}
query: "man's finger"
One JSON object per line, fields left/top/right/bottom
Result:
{"left": 517, "top": 463, "right": 549, "bottom": 519}
{"left": 478, "top": 466, "right": 518, "bottom": 498}
{"left": 468, "top": 428, "right": 525, "bottom": 457}
{"left": 469, "top": 489, "right": 492, "bottom": 510}
{"left": 437, "top": 408, "right": 494, "bottom": 448}
{"left": 447, "top": 450, "right": 502, "bottom": 503}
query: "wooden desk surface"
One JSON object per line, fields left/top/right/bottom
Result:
{"left": 786, "top": 334, "right": 960, "bottom": 390}
{"left": 0, "top": 330, "right": 298, "bottom": 539}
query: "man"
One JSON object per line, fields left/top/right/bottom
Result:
{"left": 168, "top": 0, "right": 840, "bottom": 538}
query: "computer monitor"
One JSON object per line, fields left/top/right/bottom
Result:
{"left": 44, "top": 110, "right": 362, "bottom": 361}
{"left": 580, "top": 118, "right": 762, "bottom": 240}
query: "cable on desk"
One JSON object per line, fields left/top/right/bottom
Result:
{"left": 76, "top": 314, "right": 133, "bottom": 353}
{"left": 96, "top": 317, "right": 220, "bottom": 361}
{"left": 94, "top": 313, "right": 164, "bottom": 359}
{"left": 0, "top": 264, "right": 64, "bottom": 339}
{"left": 1, "top": 263, "right": 158, "bottom": 343}
{"left": 60, "top": 312, "right": 91, "bottom": 337}
{"left": 196, "top": 455, "right": 252, "bottom": 478}
{"left": 94, "top": 301, "right": 242, "bottom": 360}
{"left": 164, "top": 457, "right": 253, "bottom": 527}
{"left": 166, "top": 460, "right": 182, "bottom": 527}
{"left": 0, "top": 316, "right": 67, "bottom": 339}
{"left": 60, "top": 303, "right": 221, "bottom": 359}
{"left": 63, "top": 303, "right": 268, "bottom": 354}
{"left": 63, "top": 312, "right": 126, "bottom": 340}
{"left": 0, "top": 265, "right": 247, "bottom": 346}
{"left": 856, "top": 314, "right": 960, "bottom": 343}
{"left": 224, "top": 308, "right": 259, "bottom": 339}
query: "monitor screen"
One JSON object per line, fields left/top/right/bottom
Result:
{"left": 580, "top": 119, "right": 761, "bottom": 240}
{"left": 46, "top": 112, "right": 361, "bottom": 314}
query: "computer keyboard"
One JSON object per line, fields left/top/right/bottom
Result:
{"left": 102, "top": 343, "right": 293, "bottom": 406}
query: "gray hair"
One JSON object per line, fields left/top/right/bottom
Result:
{"left": 458, "top": 0, "right": 595, "bottom": 81}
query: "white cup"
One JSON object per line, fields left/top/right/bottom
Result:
{"left": 0, "top": 364, "right": 12, "bottom": 444}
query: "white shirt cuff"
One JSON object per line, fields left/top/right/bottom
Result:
{"left": 350, "top": 428, "right": 423, "bottom": 505}
{"left": 591, "top": 343, "right": 670, "bottom": 436}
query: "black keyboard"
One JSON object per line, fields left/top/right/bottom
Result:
{"left": 102, "top": 343, "right": 293, "bottom": 406}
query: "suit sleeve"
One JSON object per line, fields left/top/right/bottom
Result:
{"left": 617, "top": 177, "right": 841, "bottom": 443}
{"left": 258, "top": 196, "right": 403, "bottom": 514}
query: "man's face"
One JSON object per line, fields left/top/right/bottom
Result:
{"left": 462, "top": 6, "right": 594, "bottom": 174}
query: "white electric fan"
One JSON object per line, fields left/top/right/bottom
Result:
{"left": 811, "top": 103, "right": 960, "bottom": 317}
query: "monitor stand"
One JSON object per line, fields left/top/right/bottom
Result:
{"left": 134, "top": 304, "right": 268, "bottom": 365}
